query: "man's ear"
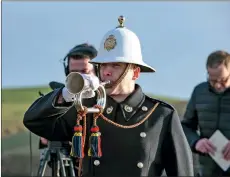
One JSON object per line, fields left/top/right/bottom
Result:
{"left": 132, "top": 66, "right": 141, "bottom": 80}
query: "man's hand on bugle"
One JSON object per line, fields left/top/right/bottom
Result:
{"left": 62, "top": 74, "right": 100, "bottom": 102}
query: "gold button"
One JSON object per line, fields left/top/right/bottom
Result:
{"left": 106, "top": 106, "right": 113, "bottom": 114}
{"left": 142, "top": 106, "right": 148, "bottom": 111}
{"left": 124, "top": 105, "right": 133, "bottom": 112}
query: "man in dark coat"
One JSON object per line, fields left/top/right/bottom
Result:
{"left": 24, "top": 16, "right": 193, "bottom": 177}
{"left": 181, "top": 50, "right": 230, "bottom": 176}
{"left": 39, "top": 42, "right": 98, "bottom": 149}
{"left": 38, "top": 43, "right": 97, "bottom": 174}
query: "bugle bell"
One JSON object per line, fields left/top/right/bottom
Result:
{"left": 65, "top": 72, "right": 109, "bottom": 113}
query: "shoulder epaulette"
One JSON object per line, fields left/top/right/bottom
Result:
{"left": 145, "top": 95, "right": 175, "bottom": 110}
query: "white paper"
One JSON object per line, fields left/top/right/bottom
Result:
{"left": 209, "top": 130, "right": 230, "bottom": 171}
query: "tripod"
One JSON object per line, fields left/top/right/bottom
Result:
{"left": 37, "top": 141, "right": 76, "bottom": 177}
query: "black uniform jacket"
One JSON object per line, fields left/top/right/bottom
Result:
{"left": 23, "top": 85, "right": 193, "bottom": 176}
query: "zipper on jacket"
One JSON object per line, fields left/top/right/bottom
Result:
{"left": 216, "top": 95, "right": 222, "bottom": 130}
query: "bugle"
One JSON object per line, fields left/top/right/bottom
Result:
{"left": 65, "top": 72, "right": 109, "bottom": 113}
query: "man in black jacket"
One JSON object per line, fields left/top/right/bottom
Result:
{"left": 24, "top": 16, "right": 193, "bottom": 177}
{"left": 38, "top": 43, "right": 97, "bottom": 173}
{"left": 182, "top": 50, "right": 230, "bottom": 176}
{"left": 39, "top": 43, "right": 97, "bottom": 147}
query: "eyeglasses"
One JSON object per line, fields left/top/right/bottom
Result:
{"left": 207, "top": 73, "right": 230, "bottom": 86}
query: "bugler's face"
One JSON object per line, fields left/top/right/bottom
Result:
{"left": 99, "top": 62, "right": 140, "bottom": 96}
{"left": 99, "top": 62, "right": 127, "bottom": 84}
{"left": 69, "top": 57, "right": 95, "bottom": 75}
{"left": 207, "top": 63, "right": 230, "bottom": 93}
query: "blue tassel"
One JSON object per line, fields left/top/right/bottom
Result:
{"left": 70, "top": 126, "right": 84, "bottom": 158}
{"left": 88, "top": 126, "right": 102, "bottom": 158}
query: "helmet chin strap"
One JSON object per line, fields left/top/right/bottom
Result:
{"left": 99, "top": 64, "right": 133, "bottom": 89}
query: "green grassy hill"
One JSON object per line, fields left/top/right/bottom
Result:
{"left": 2, "top": 86, "right": 52, "bottom": 136}
{"left": 2, "top": 86, "right": 53, "bottom": 175}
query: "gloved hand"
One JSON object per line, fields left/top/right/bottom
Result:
{"left": 62, "top": 74, "right": 100, "bottom": 102}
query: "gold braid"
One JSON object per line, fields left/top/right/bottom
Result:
{"left": 93, "top": 102, "right": 159, "bottom": 129}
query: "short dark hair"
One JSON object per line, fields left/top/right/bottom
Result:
{"left": 63, "top": 43, "right": 98, "bottom": 76}
{"left": 68, "top": 43, "right": 97, "bottom": 59}
{"left": 206, "top": 50, "right": 230, "bottom": 68}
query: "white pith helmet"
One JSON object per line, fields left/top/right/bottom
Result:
{"left": 90, "top": 16, "right": 156, "bottom": 72}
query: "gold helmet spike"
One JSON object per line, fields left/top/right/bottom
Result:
{"left": 117, "top": 15, "right": 125, "bottom": 28}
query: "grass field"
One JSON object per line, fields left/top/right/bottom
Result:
{"left": 2, "top": 86, "right": 52, "bottom": 136}
{"left": 1, "top": 86, "right": 53, "bottom": 175}
{"left": 1, "top": 86, "right": 192, "bottom": 176}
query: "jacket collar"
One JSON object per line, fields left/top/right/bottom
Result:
{"left": 105, "top": 84, "right": 145, "bottom": 121}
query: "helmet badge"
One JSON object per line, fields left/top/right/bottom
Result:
{"left": 104, "top": 35, "right": 117, "bottom": 51}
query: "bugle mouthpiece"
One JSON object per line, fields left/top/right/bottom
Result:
{"left": 101, "top": 80, "right": 110, "bottom": 86}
